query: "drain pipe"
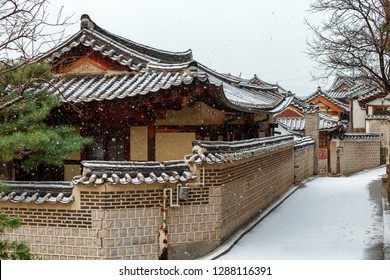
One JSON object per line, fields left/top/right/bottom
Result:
{"left": 159, "top": 184, "right": 182, "bottom": 260}
{"left": 159, "top": 192, "right": 169, "bottom": 260}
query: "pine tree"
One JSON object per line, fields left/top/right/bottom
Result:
{"left": 0, "top": 61, "right": 92, "bottom": 178}
{"left": 0, "top": 182, "right": 38, "bottom": 259}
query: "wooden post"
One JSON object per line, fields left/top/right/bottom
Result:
{"left": 147, "top": 120, "right": 155, "bottom": 161}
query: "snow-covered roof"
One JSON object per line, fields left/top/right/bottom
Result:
{"left": 305, "top": 87, "right": 349, "bottom": 112}
{"left": 276, "top": 112, "right": 344, "bottom": 132}
{"left": 290, "top": 96, "right": 310, "bottom": 111}
{"left": 203, "top": 67, "right": 294, "bottom": 113}
{"left": 293, "top": 136, "right": 316, "bottom": 151}
{"left": 40, "top": 71, "right": 208, "bottom": 103}
{"left": 187, "top": 135, "right": 295, "bottom": 164}
{"left": 221, "top": 73, "right": 289, "bottom": 94}
{"left": 338, "top": 133, "right": 380, "bottom": 141}
{"left": 328, "top": 75, "right": 360, "bottom": 91}
{"left": 45, "top": 15, "right": 193, "bottom": 66}
{"left": 366, "top": 115, "right": 390, "bottom": 121}
{"left": 0, "top": 181, "right": 74, "bottom": 204}
{"left": 72, "top": 160, "right": 196, "bottom": 186}
{"left": 40, "top": 14, "right": 292, "bottom": 114}
{"left": 326, "top": 75, "right": 384, "bottom": 105}
{"left": 355, "top": 86, "right": 384, "bottom": 104}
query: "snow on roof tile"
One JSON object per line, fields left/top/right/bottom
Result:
{"left": 72, "top": 160, "right": 196, "bottom": 186}
{"left": 187, "top": 135, "right": 295, "bottom": 164}
{"left": 305, "top": 87, "right": 349, "bottom": 111}
{"left": 0, "top": 181, "right": 74, "bottom": 204}
{"left": 276, "top": 112, "right": 344, "bottom": 132}
{"left": 293, "top": 136, "right": 316, "bottom": 151}
{"left": 37, "top": 15, "right": 293, "bottom": 115}
{"left": 337, "top": 133, "right": 380, "bottom": 141}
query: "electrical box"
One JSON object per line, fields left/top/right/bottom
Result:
{"left": 179, "top": 185, "right": 190, "bottom": 201}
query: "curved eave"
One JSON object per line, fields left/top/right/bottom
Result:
{"left": 203, "top": 71, "right": 293, "bottom": 114}
{"left": 92, "top": 22, "right": 193, "bottom": 63}
{"left": 305, "top": 90, "right": 349, "bottom": 112}
{"left": 206, "top": 82, "right": 293, "bottom": 114}
{"left": 42, "top": 28, "right": 193, "bottom": 69}
{"left": 40, "top": 71, "right": 208, "bottom": 104}
{"left": 0, "top": 181, "right": 74, "bottom": 204}
{"left": 73, "top": 160, "right": 197, "bottom": 186}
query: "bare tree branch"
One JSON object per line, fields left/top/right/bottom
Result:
{"left": 306, "top": 0, "right": 390, "bottom": 93}
{"left": 0, "top": 95, "right": 23, "bottom": 110}
{"left": 0, "top": 0, "right": 74, "bottom": 113}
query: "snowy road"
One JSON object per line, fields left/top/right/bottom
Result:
{"left": 206, "top": 166, "right": 388, "bottom": 260}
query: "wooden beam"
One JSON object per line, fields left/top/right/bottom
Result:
{"left": 147, "top": 119, "right": 156, "bottom": 161}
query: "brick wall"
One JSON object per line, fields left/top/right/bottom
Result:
{"left": 330, "top": 135, "right": 380, "bottom": 175}
{"left": 1, "top": 182, "right": 213, "bottom": 260}
{"left": 367, "top": 119, "right": 390, "bottom": 164}
{"left": 294, "top": 146, "right": 315, "bottom": 183}
{"left": 2, "top": 142, "right": 312, "bottom": 260}
{"left": 216, "top": 147, "right": 295, "bottom": 242}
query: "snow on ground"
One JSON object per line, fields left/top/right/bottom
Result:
{"left": 204, "top": 166, "right": 387, "bottom": 260}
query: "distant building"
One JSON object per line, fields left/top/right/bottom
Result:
{"left": 327, "top": 75, "right": 390, "bottom": 163}
{"left": 304, "top": 86, "right": 349, "bottom": 121}
{"left": 275, "top": 96, "right": 346, "bottom": 174}
{"left": 275, "top": 76, "right": 382, "bottom": 175}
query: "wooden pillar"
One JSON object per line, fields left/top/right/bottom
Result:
{"left": 147, "top": 120, "right": 155, "bottom": 161}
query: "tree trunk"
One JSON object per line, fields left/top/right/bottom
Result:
{"left": 3, "top": 161, "right": 14, "bottom": 180}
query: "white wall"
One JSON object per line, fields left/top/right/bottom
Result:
{"left": 352, "top": 100, "right": 366, "bottom": 130}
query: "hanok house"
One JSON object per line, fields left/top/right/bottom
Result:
{"left": 1, "top": 15, "right": 319, "bottom": 260}
{"left": 9, "top": 14, "right": 293, "bottom": 182}
{"left": 275, "top": 92, "right": 380, "bottom": 176}
{"left": 327, "top": 75, "right": 390, "bottom": 163}
{"left": 0, "top": 14, "right": 303, "bottom": 260}
{"left": 304, "top": 86, "right": 350, "bottom": 121}
{"left": 275, "top": 96, "right": 346, "bottom": 174}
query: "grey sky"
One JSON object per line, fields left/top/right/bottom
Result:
{"left": 48, "top": 0, "right": 323, "bottom": 96}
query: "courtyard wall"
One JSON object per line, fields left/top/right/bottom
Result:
{"left": 1, "top": 135, "right": 315, "bottom": 260}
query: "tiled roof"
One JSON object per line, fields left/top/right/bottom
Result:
{"left": 187, "top": 135, "right": 295, "bottom": 164}
{"left": 277, "top": 118, "right": 305, "bottom": 131}
{"left": 45, "top": 15, "right": 192, "bottom": 67}
{"left": 366, "top": 115, "right": 390, "bottom": 121}
{"left": 328, "top": 76, "right": 359, "bottom": 91}
{"left": 291, "top": 96, "right": 310, "bottom": 111}
{"left": 0, "top": 181, "right": 74, "bottom": 204}
{"left": 41, "top": 70, "right": 207, "bottom": 103}
{"left": 294, "top": 136, "right": 316, "bottom": 151}
{"left": 277, "top": 112, "right": 344, "bottom": 132}
{"left": 326, "top": 89, "right": 351, "bottom": 100}
{"left": 38, "top": 15, "right": 293, "bottom": 114}
{"left": 305, "top": 87, "right": 349, "bottom": 111}
{"left": 38, "top": 69, "right": 293, "bottom": 114}
{"left": 232, "top": 74, "right": 288, "bottom": 94}
{"left": 204, "top": 70, "right": 293, "bottom": 113}
{"left": 355, "top": 86, "right": 383, "bottom": 103}
{"left": 326, "top": 75, "right": 383, "bottom": 104}
{"left": 72, "top": 160, "right": 196, "bottom": 185}
{"left": 337, "top": 133, "right": 380, "bottom": 141}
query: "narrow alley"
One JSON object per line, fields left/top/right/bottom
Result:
{"left": 205, "top": 166, "right": 390, "bottom": 260}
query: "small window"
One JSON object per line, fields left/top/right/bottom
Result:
{"left": 85, "top": 127, "right": 129, "bottom": 161}
{"left": 108, "top": 129, "right": 128, "bottom": 161}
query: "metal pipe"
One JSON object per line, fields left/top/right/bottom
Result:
{"left": 159, "top": 190, "right": 169, "bottom": 259}
{"left": 159, "top": 185, "right": 183, "bottom": 259}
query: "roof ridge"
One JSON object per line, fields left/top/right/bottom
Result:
{"left": 80, "top": 14, "right": 193, "bottom": 63}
